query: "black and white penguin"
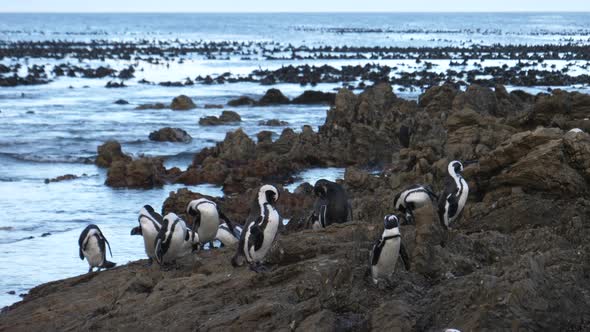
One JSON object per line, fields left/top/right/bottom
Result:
{"left": 393, "top": 184, "right": 438, "bottom": 224}
{"left": 232, "top": 184, "right": 281, "bottom": 272}
{"left": 154, "top": 213, "right": 199, "bottom": 265}
{"left": 187, "top": 198, "right": 236, "bottom": 247}
{"left": 216, "top": 222, "right": 242, "bottom": 247}
{"left": 370, "top": 215, "right": 410, "bottom": 284}
{"left": 131, "top": 205, "right": 162, "bottom": 265}
{"left": 438, "top": 160, "right": 469, "bottom": 229}
{"left": 309, "top": 179, "right": 352, "bottom": 229}
{"left": 78, "top": 224, "right": 116, "bottom": 273}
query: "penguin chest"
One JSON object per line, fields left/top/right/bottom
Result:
{"left": 248, "top": 211, "right": 279, "bottom": 262}
{"left": 141, "top": 225, "right": 158, "bottom": 259}
{"left": 456, "top": 178, "right": 469, "bottom": 217}
{"left": 163, "top": 228, "right": 189, "bottom": 262}
{"left": 216, "top": 227, "right": 238, "bottom": 246}
{"left": 83, "top": 236, "right": 104, "bottom": 268}
{"left": 198, "top": 213, "right": 220, "bottom": 243}
{"left": 372, "top": 239, "right": 401, "bottom": 281}
{"left": 406, "top": 191, "right": 431, "bottom": 208}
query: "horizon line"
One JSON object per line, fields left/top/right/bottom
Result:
{"left": 1, "top": 10, "right": 589, "bottom": 14}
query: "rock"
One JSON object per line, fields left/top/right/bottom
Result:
{"left": 170, "top": 95, "right": 196, "bottom": 110}
{"left": 148, "top": 127, "right": 192, "bottom": 143}
{"left": 135, "top": 102, "right": 167, "bottom": 110}
{"left": 198, "top": 111, "right": 241, "bottom": 126}
{"left": 291, "top": 90, "right": 336, "bottom": 105}
{"left": 204, "top": 104, "right": 223, "bottom": 109}
{"left": 258, "top": 88, "right": 290, "bottom": 105}
{"left": 258, "top": 119, "right": 289, "bottom": 126}
{"left": 114, "top": 99, "right": 129, "bottom": 105}
{"left": 105, "top": 157, "right": 167, "bottom": 188}
{"left": 95, "top": 140, "right": 131, "bottom": 168}
{"left": 228, "top": 96, "right": 256, "bottom": 107}
{"left": 216, "top": 129, "right": 256, "bottom": 162}
{"left": 105, "top": 81, "right": 126, "bottom": 88}
{"left": 44, "top": 174, "right": 79, "bottom": 184}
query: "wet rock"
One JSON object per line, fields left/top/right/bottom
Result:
{"left": 44, "top": 174, "right": 79, "bottom": 184}
{"left": 258, "top": 88, "right": 290, "bottom": 105}
{"left": 204, "top": 104, "right": 223, "bottom": 109}
{"left": 291, "top": 90, "right": 336, "bottom": 105}
{"left": 258, "top": 119, "right": 289, "bottom": 126}
{"left": 228, "top": 96, "right": 256, "bottom": 107}
{"left": 114, "top": 99, "right": 129, "bottom": 105}
{"left": 105, "top": 157, "right": 167, "bottom": 188}
{"left": 198, "top": 111, "right": 242, "bottom": 126}
{"left": 105, "top": 81, "right": 126, "bottom": 88}
{"left": 148, "top": 127, "right": 192, "bottom": 143}
{"left": 170, "top": 95, "right": 196, "bottom": 110}
{"left": 134, "top": 102, "right": 167, "bottom": 110}
{"left": 95, "top": 140, "right": 131, "bottom": 168}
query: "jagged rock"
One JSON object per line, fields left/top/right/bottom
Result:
{"left": 216, "top": 129, "right": 256, "bottom": 162}
{"left": 170, "top": 95, "right": 196, "bottom": 110}
{"left": 95, "top": 140, "right": 131, "bottom": 168}
{"left": 44, "top": 174, "right": 80, "bottom": 184}
{"left": 148, "top": 127, "right": 192, "bottom": 143}
{"left": 258, "top": 119, "right": 288, "bottom": 126}
{"left": 198, "top": 111, "right": 241, "bottom": 126}
{"left": 258, "top": 88, "right": 290, "bottom": 105}
{"left": 105, "top": 157, "right": 167, "bottom": 188}
{"left": 228, "top": 96, "right": 256, "bottom": 107}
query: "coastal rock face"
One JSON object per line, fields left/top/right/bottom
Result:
{"left": 105, "top": 157, "right": 167, "bottom": 188}
{"left": 198, "top": 110, "right": 242, "bottom": 126}
{"left": 148, "top": 127, "right": 192, "bottom": 143}
{"left": 95, "top": 140, "right": 131, "bottom": 168}
{"left": 170, "top": 95, "right": 196, "bottom": 110}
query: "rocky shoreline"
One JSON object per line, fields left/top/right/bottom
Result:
{"left": 2, "top": 83, "right": 590, "bottom": 330}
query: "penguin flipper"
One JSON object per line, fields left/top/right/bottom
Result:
{"left": 217, "top": 208, "right": 236, "bottom": 235}
{"left": 104, "top": 236, "right": 113, "bottom": 258}
{"left": 399, "top": 242, "right": 411, "bottom": 271}
{"left": 370, "top": 238, "right": 384, "bottom": 266}
{"left": 79, "top": 247, "right": 84, "bottom": 260}
{"left": 424, "top": 185, "right": 439, "bottom": 200}
{"left": 249, "top": 223, "right": 264, "bottom": 251}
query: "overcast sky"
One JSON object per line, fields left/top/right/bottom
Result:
{"left": 1, "top": 0, "right": 589, "bottom": 13}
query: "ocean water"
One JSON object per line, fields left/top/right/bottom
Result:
{"left": 1, "top": 12, "right": 590, "bottom": 308}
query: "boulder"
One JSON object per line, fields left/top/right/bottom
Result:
{"left": 135, "top": 102, "right": 167, "bottom": 110}
{"left": 291, "top": 90, "right": 336, "bottom": 105}
{"left": 258, "top": 119, "right": 288, "bottom": 126}
{"left": 148, "top": 127, "right": 192, "bottom": 143}
{"left": 228, "top": 96, "right": 256, "bottom": 107}
{"left": 95, "top": 140, "right": 131, "bottom": 168}
{"left": 105, "top": 157, "right": 167, "bottom": 188}
{"left": 258, "top": 88, "right": 289, "bottom": 105}
{"left": 170, "top": 95, "right": 196, "bottom": 110}
{"left": 198, "top": 111, "right": 241, "bottom": 126}
{"left": 114, "top": 99, "right": 129, "bottom": 105}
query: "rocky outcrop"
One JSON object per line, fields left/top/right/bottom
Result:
{"left": 291, "top": 90, "right": 336, "bottom": 105}
{"left": 258, "top": 88, "right": 290, "bottom": 105}
{"left": 170, "top": 95, "right": 196, "bottom": 110}
{"left": 198, "top": 111, "right": 241, "bottom": 126}
{"left": 227, "top": 96, "right": 256, "bottom": 107}
{"left": 95, "top": 140, "right": 131, "bottom": 168}
{"left": 148, "top": 127, "right": 192, "bottom": 143}
{"left": 105, "top": 157, "right": 168, "bottom": 188}
{"left": 135, "top": 102, "right": 167, "bottom": 110}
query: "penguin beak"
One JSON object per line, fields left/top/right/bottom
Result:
{"left": 130, "top": 226, "right": 142, "bottom": 236}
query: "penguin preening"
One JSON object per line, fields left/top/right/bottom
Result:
{"left": 232, "top": 184, "right": 281, "bottom": 272}
{"left": 131, "top": 205, "right": 162, "bottom": 265}
{"left": 438, "top": 160, "right": 471, "bottom": 229}
{"left": 309, "top": 179, "right": 352, "bottom": 229}
{"left": 370, "top": 215, "right": 410, "bottom": 284}
{"left": 393, "top": 184, "right": 438, "bottom": 224}
{"left": 216, "top": 222, "right": 242, "bottom": 247}
{"left": 78, "top": 224, "right": 116, "bottom": 273}
{"left": 186, "top": 198, "right": 236, "bottom": 248}
{"left": 154, "top": 213, "right": 199, "bottom": 265}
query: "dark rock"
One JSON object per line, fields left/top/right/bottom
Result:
{"left": 198, "top": 111, "right": 241, "bottom": 126}
{"left": 258, "top": 88, "right": 290, "bottom": 105}
{"left": 148, "top": 127, "right": 192, "bottom": 143}
{"left": 105, "top": 157, "right": 167, "bottom": 188}
{"left": 114, "top": 99, "right": 129, "bottom": 105}
{"left": 44, "top": 174, "right": 79, "bottom": 184}
{"left": 204, "top": 104, "right": 223, "bottom": 109}
{"left": 227, "top": 96, "right": 256, "bottom": 107}
{"left": 291, "top": 90, "right": 336, "bottom": 105}
{"left": 135, "top": 102, "right": 167, "bottom": 110}
{"left": 95, "top": 140, "right": 132, "bottom": 168}
{"left": 170, "top": 95, "right": 196, "bottom": 110}
{"left": 258, "top": 119, "right": 289, "bottom": 126}
{"left": 105, "top": 81, "right": 126, "bottom": 88}
{"left": 41, "top": 232, "right": 51, "bottom": 237}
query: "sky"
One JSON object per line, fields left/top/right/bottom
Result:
{"left": 1, "top": 0, "right": 589, "bottom": 13}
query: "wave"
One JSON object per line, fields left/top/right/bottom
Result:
{"left": 0, "top": 152, "right": 95, "bottom": 164}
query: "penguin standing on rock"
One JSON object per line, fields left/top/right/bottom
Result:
{"left": 78, "top": 224, "right": 116, "bottom": 273}
{"left": 232, "top": 184, "right": 281, "bottom": 272}
{"left": 186, "top": 198, "right": 235, "bottom": 248}
{"left": 393, "top": 184, "right": 438, "bottom": 224}
{"left": 438, "top": 160, "right": 472, "bottom": 229}
{"left": 309, "top": 179, "right": 352, "bottom": 229}
{"left": 154, "top": 213, "right": 199, "bottom": 265}
{"left": 131, "top": 205, "right": 162, "bottom": 266}
{"left": 370, "top": 215, "right": 410, "bottom": 284}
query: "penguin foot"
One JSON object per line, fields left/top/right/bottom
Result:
{"left": 145, "top": 258, "right": 153, "bottom": 267}
{"left": 249, "top": 262, "right": 269, "bottom": 273}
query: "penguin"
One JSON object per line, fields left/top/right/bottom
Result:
{"left": 130, "top": 205, "right": 162, "bottom": 265}
{"left": 438, "top": 160, "right": 469, "bottom": 229}
{"left": 393, "top": 184, "right": 438, "bottom": 224}
{"left": 78, "top": 224, "right": 116, "bottom": 273}
{"left": 232, "top": 184, "right": 281, "bottom": 272}
{"left": 216, "top": 222, "right": 243, "bottom": 247}
{"left": 186, "top": 198, "right": 236, "bottom": 247}
{"left": 370, "top": 215, "right": 410, "bottom": 284}
{"left": 309, "top": 179, "right": 352, "bottom": 229}
{"left": 154, "top": 213, "right": 199, "bottom": 265}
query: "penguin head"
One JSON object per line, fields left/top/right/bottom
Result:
{"left": 259, "top": 184, "right": 279, "bottom": 205}
{"left": 449, "top": 160, "right": 464, "bottom": 175}
{"left": 313, "top": 179, "right": 331, "bottom": 199}
{"left": 187, "top": 198, "right": 214, "bottom": 215}
{"left": 384, "top": 214, "right": 400, "bottom": 230}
